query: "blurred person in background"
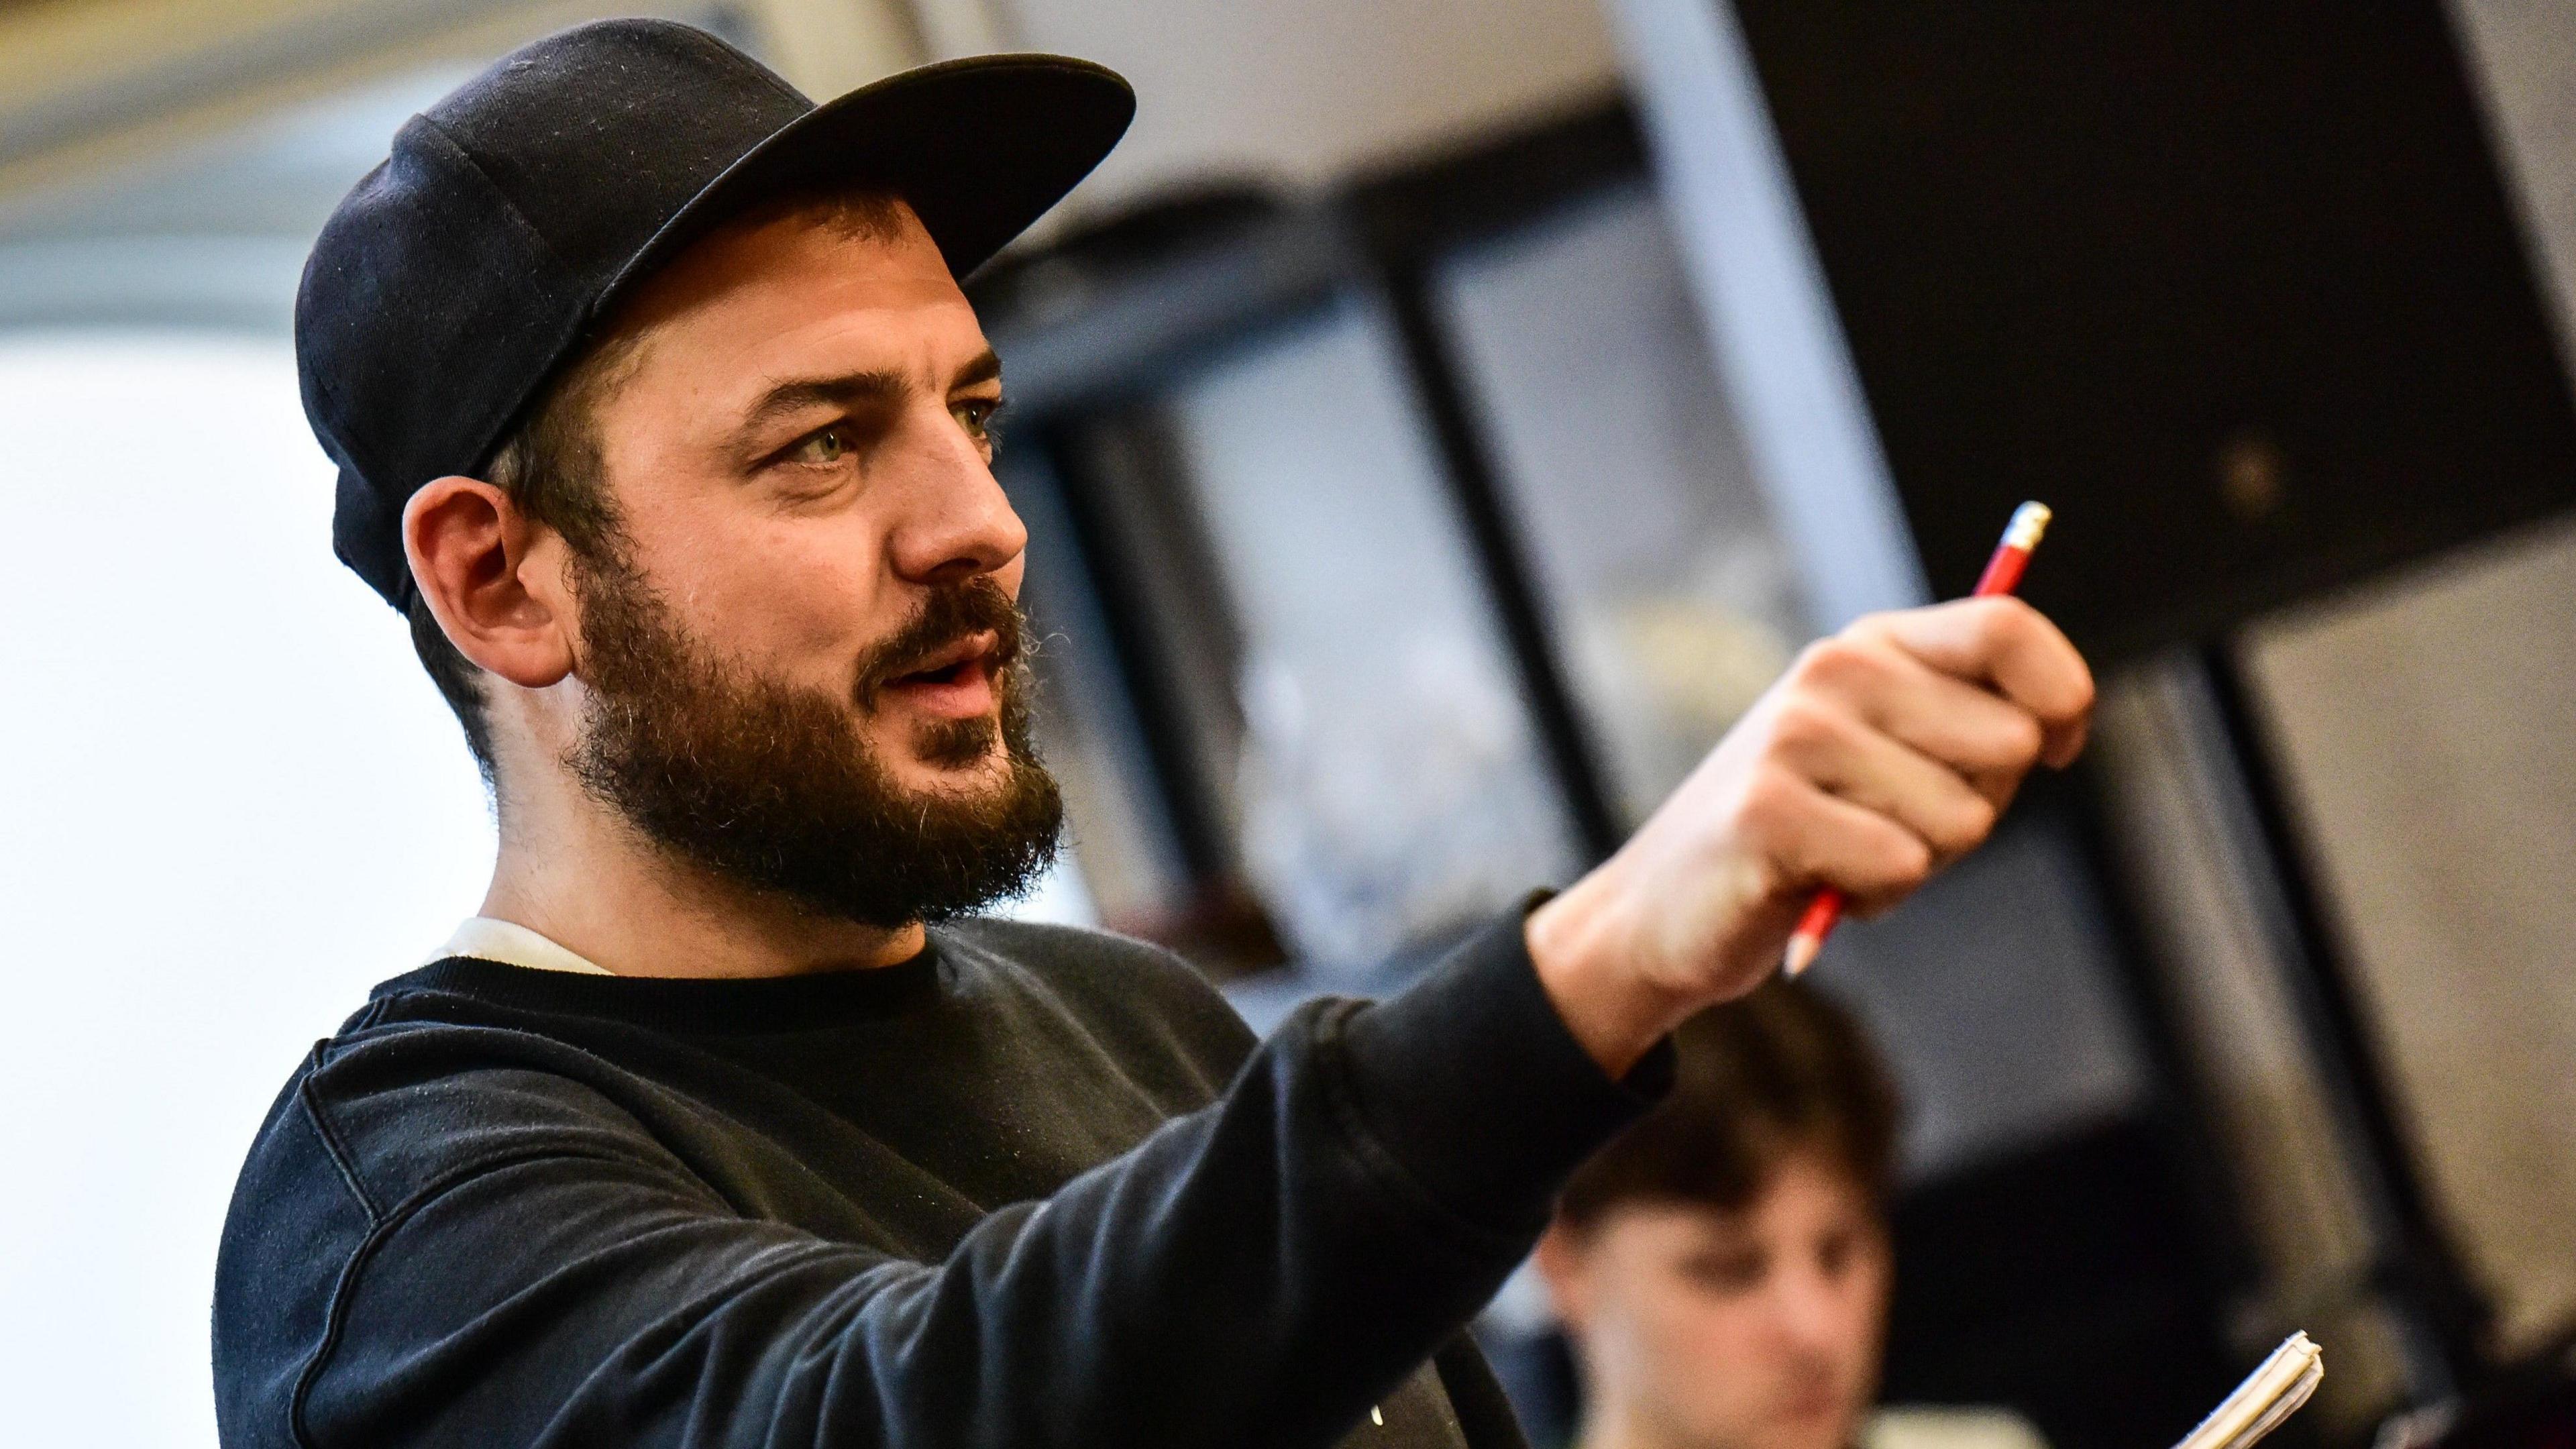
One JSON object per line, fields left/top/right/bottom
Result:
{"left": 1538, "top": 983, "right": 2046, "bottom": 1449}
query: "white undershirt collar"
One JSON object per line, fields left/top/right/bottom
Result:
{"left": 430, "top": 916, "right": 613, "bottom": 975}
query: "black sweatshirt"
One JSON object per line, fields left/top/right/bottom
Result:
{"left": 212, "top": 910, "right": 1668, "bottom": 1449}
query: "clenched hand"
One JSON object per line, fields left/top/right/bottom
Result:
{"left": 1525, "top": 596, "right": 2095, "bottom": 1075}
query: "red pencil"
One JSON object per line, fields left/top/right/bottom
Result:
{"left": 1782, "top": 500, "right": 2054, "bottom": 977}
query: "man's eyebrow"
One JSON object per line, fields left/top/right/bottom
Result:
{"left": 734, "top": 350, "right": 1003, "bottom": 445}
{"left": 953, "top": 348, "right": 1002, "bottom": 391}
{"left": 738, "top": 370, "right": 906, "bottom": 440}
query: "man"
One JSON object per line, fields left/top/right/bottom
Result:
{"left": 1535, "top": 985, "right": 2044, "bottom": 1449}
{"left": 213, "top": 19, "right": 2094, "bottom": 1449}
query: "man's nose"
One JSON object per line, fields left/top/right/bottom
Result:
{"left": 890, "top": 417, "right": 1029, "bottom": 586}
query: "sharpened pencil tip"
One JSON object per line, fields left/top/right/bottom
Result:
{"left": 1782, "top": 933, "right": 1823, "bottom": 977}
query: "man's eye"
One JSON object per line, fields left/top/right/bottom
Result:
{"left": 955, "top": 398, "right": 1004, "bottom": 443}
{"left": 790, "top": 427, "right": 851, "bottom": 466}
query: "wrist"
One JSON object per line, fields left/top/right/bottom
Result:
{"left": 1523, "top": 879, "right": 1690, "bottom": 1079}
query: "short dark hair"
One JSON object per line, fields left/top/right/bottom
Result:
{"left": 1556, "top": 980, "right": 1901, "bottom": 1232}
{"left": 405, "top": 188, "right": 909, "bottom": 780}
{"left": 405, "top": 328, "right": 640, "bottom": 780}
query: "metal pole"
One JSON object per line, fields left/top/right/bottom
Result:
{"left": 2193, "top": 643, "right": 2491, "bottom": 1403}
{"left": 1372, "top": 260, "right": 1627, "bottom": 863}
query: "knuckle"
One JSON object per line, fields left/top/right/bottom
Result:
{"left": 1739, "top": 771, "right": 1823, "bottom": 859}
{"left": 1735, "top": 766, "right": 1801, "bottom": 835}
{"left": 1784, "top": 639, "right": 1841, "bottom": 689}
{"left": 1766, "top": 696, "right": 1839, "bottom": 753}
{"left": 1944, "top": 792, "right": 1998, "bottom": 851}
{"left": 1970, "top": 595, "right": 2027, "bottom": 651}
{"left": 1881, "top": 833, "right": 1935, "bottom": 889}
{"left": 1902, "top": 835, "right": 1937, "bottom": 881}
{"left": 2000, "top": 708, "right": 2046, "bottom": 761}
{"left": 1739, "top": 851, "right": 1791, "bottom": 904}
{"left": 1788, "top": 635, "right": 1878, "bottom": 695}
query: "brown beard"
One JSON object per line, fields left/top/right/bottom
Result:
{"left": 564, "top": 551, "right": 1063, "bottom": 930}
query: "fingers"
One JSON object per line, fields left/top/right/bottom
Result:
{"left": 1737, "top": 595, "right": 2094, "bottom": 910}
{"left": 1737, "top": 765, "right": 1936, "bottom": 907}
{"left": 1846, "top": 597, "right": 2095, "bottom": 767}
{"left": 1763, "top": 692, "right": 1999, "bottom": 864}
{"left": 1780, "top": 632, "right": 2047, "bottom": 804}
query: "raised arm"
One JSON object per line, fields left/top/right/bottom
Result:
{"left": 225, "top": 916, "right": 1652, "bottom": 1449}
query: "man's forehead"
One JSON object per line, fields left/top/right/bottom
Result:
{"left": 606, "top": 195, "right": 984, "bottom": 376}
{"left": 602, "top": 195, "right": 994, "bottom": 410}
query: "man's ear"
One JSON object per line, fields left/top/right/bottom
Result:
{"left": 402, "top": 476, "right": 576, "bottom": 690}
{"left": 1533, "top": 1220, "right": 1595, "bottom": 1335}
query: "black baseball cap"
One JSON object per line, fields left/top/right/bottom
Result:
{"left": 297, "top": 18, "right": 1133, "bottom": 613}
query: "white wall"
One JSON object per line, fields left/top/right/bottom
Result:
{"left": 0, "top": 333, "right": 498, "bottom": 1446}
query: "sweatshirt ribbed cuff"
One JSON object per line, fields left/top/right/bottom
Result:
{"left": 1332, "top": 898, "right": 1675, "bottom": 1240}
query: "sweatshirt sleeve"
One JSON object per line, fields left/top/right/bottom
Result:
{"left": 256, "top": 912, "right": 1670, "bottom": 1449}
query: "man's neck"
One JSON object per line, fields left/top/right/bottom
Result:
{"left": 479, "top": 772, "right": 923, "bottom": 980}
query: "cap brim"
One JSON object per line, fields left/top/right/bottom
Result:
{"left": 602, "top": 53, "right": 1134, "bottom": 315}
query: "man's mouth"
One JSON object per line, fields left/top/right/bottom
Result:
{"left": 879, "top": 631, "right": 1002, "bottom": 718}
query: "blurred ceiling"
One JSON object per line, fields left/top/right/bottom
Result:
{"left": 0, "top": 0, "right": 915, "bottom": 330}
{"left": 0, "top": 0, "right": 914, "bottom": 203}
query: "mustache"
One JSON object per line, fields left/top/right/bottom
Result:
{"left": 853, "top": 579, "right": 1027, "bottom": 709}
